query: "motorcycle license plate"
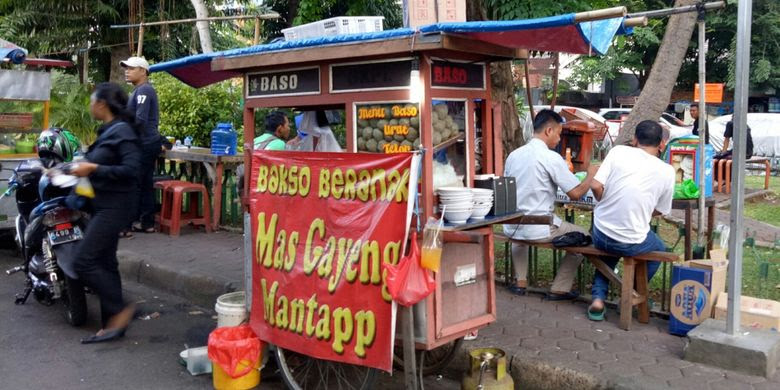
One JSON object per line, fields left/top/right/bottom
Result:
{"left": 47, "top": 226, "right": 83, "bottom": 246}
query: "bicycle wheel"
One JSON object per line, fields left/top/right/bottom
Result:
{"left": 275, "top": 347, "right": 378, "bottom": 390}
{"left": 392, "top": 337, "right": 464, "bottom": 376}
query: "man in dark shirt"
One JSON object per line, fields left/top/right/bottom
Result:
{"left": 120, "top": 56, "right": 161, "bottom": 233}
{"left": 717, "top": 121, "right": 753, "bottom": 160}
{"left": 690, "top": 104, "right": 709, "bottom": 144}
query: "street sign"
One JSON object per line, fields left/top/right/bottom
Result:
{"left": 693, "top": 83, "right": 724, "bottom": 103}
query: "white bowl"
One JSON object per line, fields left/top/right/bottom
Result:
{"left": 470, "top": 207, "right": 491, "bottom": 220}
{"left": 470, "top": 188, "right": 494, "bottom": 196}
{"left": 444, "top": 208, "right": 473, "bottom": 224}
{"left": 439, "top": 194, "right": 473, "bottom": 200}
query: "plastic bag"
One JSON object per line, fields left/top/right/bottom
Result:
{"left": 384, "top": 232, "right": 435, "bottom": 306}
{"left": 673, "top": 179, "right": 700, "bottom": 199}
{"left": 207, "top": 324, "right": 262, "bottom": 379}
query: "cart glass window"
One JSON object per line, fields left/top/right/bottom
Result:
{"left": 432, "top": 100, "right": 466, "bottom": 187}
{"left": 355, "top": 103, "right": 420, "bottom": 153}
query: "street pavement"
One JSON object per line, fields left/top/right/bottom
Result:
{"left": 6, "top": 226, "right": 779, "bottom": 389}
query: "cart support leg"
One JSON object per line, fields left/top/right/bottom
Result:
{"left": 402, "top": 305, "right": 419, "bottom": 389}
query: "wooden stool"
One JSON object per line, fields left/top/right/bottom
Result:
{"left": 158, "top": 180, "right": 212, "bottom": 236}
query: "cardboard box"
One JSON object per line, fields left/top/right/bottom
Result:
{"left": 714, "top": 292, "right": 780, "bottom": 331}
{"left": 668, "top": 260, "right": 728, "bottom": 336}
{"left": 404, "top": 0, "right": 467, "bottom": 29}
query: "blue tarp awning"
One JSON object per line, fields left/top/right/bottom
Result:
{"left": 151, "top": 14, "right": 631, "bottom": 88}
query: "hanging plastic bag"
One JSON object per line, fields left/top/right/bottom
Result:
{"left": 384, "top": 232, "right": 435, "bottom": 306}
{"left": 673, "top": 179, "right": 700, "bottom": 199}
{"left": 207, "top": 324, "right": 262, "bottom": 379}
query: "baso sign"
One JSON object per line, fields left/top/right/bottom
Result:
{"left": 246, "top": 67, "right": 320, "bottom": 98}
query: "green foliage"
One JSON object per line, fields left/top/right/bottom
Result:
{"left": 151, "top": 72, "right": 242, "bottom": 147}
{"left": 47, "top": 71, "right": 100, "bottom": 144}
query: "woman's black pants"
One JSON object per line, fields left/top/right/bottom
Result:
{"left": 74, "top": 192, "right": 135, "bottom": 327}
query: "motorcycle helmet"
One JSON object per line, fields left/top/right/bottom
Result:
{"left": 37, "top": 128, "right": 81, "bottom": 166}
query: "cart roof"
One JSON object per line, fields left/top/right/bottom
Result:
{"left": 151, "top": 14, "right": 630, "bottom": 88}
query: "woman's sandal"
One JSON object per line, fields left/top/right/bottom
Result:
{"left": 131, "top": 223, "right": 156, "bottom": 233}
{"left": 81, "top": 327, "right": 127, "bottom": 344}
{"left": 507, "top": 285, "right": 527, "bottom": 296}
{"left": 587, "top": 306, "right": 606, "bottom": 321}
{"left": 118, "top": 231, "right": 133, "bottom": 238}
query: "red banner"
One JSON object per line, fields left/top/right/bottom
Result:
{"left": 248, "top": 151, "right": 416, "bottom": 372}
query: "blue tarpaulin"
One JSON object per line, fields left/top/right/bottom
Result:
{"left": 151, "top": 15, "right": 630, "bottom": 88}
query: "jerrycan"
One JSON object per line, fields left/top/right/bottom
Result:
{"left": 211, "top": 123, "right": 237, "bottom": 156}
{"left": 462, "top": 348, "right": 514, "bottom": 390}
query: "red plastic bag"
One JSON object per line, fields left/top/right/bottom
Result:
{"left": 207, "top": 324, "right": 262, "bottom": 378}
{"left": 384, "top": 232, "right": 436, "bottom": 306}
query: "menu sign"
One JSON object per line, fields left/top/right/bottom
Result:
{"left": 331, "top": 60, "right": 411, "bottom": 92}
{"left": 247, "top": 67, "right": 320, "bottom": 98}
{"left": 431, "top": 60, "right": 485, "bottom": 89}
{"left": 356, "top": 103, "right": 420, "bottom": 154}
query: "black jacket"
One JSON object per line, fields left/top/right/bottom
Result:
{"left": 85, "top": 120, "right": 142, "bottom": 194}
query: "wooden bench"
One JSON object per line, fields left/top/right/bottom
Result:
{"left": 713, "top": 157, "right": 771, "bottom": 194}
{"left": 495, "top": 233, "right": 679, "bottom": 330}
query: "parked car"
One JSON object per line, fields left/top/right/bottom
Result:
{"left": 598, "top": 108, "right": 692, "bottom": 141}
{"left": 709, "top": 113, "right": 780, "bottom": 157}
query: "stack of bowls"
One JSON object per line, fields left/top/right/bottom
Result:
{"left": 470, "top": 188, "right": 494, "bottom": 220}
{"left": 437, "top": 187, "right": 473, "bottom": 224}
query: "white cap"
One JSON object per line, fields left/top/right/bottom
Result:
{"left": 120, "top": 56, "right": 150, "bottom": 70}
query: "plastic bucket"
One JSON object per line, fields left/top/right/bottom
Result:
{"left": 215, "top": 291, "right": 247, "bottom": 328}
{"left": 212, "top": 356, "right": 260, "bottom": 390}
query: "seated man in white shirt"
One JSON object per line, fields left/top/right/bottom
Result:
{"left": 503, "top": 109, "right": 598, "bottom": 300}
{"left": 588, "top": 120, "right": 675, "bottom": 321}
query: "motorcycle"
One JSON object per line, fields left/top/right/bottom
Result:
{"left": 3, "top": 158, "right": 92, "bottom": 326}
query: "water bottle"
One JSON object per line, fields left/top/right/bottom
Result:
{"left": 184, "top": 136, "right": 193, "bottom": 149}
{"left": 210, "top": 123, "right": 237, "bottom": 156}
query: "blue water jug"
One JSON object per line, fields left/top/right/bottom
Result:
{"left": 211, "top": 123, "right": 237, "bottom": 156}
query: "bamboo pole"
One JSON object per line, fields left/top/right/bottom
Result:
{"left": 111, "top": 13, "right": 280, "bottom": 29}
{"left": 253, "top": 17, "right": 261, "bottom": 45}
{"left": 524, "top": 60, "right": 535, "bottom": 121}
{"left": 137, "top": 24, "right": 144, "bottom": 56}
{"left": 573, "top": 6, "right": 627, "bottom": 23}
{"left": 42, "top": 101, "right": 50, "bottom": 129}
{"left": 624, "top": 17, "right": 648, "bottom": 27}
{"left": 627, "top": 1, "right": 725, "bottom": 19}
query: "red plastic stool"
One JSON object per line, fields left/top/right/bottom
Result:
{"left": 158, "top": 180, "right": 212, "bottom": 236}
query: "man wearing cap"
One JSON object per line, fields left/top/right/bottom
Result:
{"left": 121, "top": 56, "right": 160, "bottom": 234}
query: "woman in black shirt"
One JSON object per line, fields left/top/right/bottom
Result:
{"left": 68, "top": 82, "right": 142, "bottom": 343}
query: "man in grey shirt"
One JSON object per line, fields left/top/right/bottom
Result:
{"left": 503, "top": 109, "right": 597, "bottom": 299}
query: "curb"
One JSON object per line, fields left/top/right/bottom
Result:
{"left": 117, "top": 249, "right": 238, "bottom": 308}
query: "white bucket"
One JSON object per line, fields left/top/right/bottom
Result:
{"left": 215, "top": 291, "right": 247, "bottom": 328}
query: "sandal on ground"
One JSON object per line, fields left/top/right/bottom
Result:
{"left": 587, "top": 306, "right": 606, "bottom": 321}
{"left": 131, "top": 222, "right": 156, "bottom": 233}
{"left": 507, "top": 285, "right": 527, "bottom": 296}
{"left": 118, "top": 231, "right": 133, "bottom": 238}
{"left": 545, "top": 291, "right": 579, "bottom": 301}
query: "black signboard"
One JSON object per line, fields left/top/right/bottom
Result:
{"left": 331, "top": 60, "right": 411, "bottom": 92}
{"left": 431, "top": 60, "right": 485, "bottom": 89}
{"left": 246, "top": 67, "right": 320, "bottom": 98}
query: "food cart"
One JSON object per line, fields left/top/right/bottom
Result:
{"left": 151, "top": 8, "right": 632, "bottom": 388}
{"left": 0, "top": 53, "right": 73, "bottom": 229}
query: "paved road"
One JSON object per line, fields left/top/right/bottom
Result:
{"left": 0, "top": 248, "right": 460, "bottom": 389}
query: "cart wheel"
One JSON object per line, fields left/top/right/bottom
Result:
{"left": 275, "top": 346, "right": 378, "bottom": 390}
{"left": 392, "top": 337, "right": 464, "bottom": 376}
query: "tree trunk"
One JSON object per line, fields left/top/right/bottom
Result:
{"left": 467, "top": 0, "right": 524, "bottom": 157}
{"left": 614, "top": 0, "right": 698, "bottom": 145}
{"left": 110, "top": 45, "right": 131, "bottom": 85}
{"left": 190, "top": 0, "right": 213, "bottom": 53}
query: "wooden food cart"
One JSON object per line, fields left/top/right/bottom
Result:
{"left": 151, "top": 9, "right": 631, "bottom": 388}
{"left": 0, "top": 57, "right": 72, "bottom": 229}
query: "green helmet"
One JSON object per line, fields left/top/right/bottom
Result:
{"left": 37, "top": 128, "right": 81, "bottom": 163}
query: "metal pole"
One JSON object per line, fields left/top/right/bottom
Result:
{"left": 110, "top": 13, "right": 280, "bottom": 29}
{"left": 726, "top": 0, "right": 752, "bottom": 336}
{"left": 696, "top": 10, "right": 706, "bottom": 250}
{"left": 401, "top": 305, "right": 419, "bottom": 389}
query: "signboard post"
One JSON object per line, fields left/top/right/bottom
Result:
{"left": 248, "top": 151, "right": 419, "bottom": 371}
